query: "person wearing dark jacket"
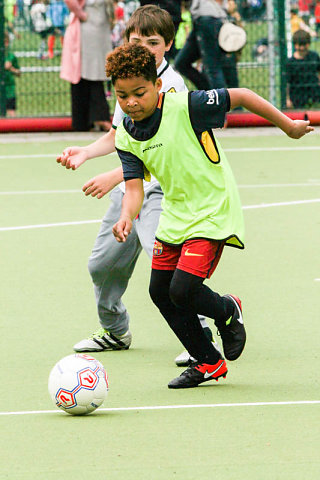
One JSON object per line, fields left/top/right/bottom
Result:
{"left": 175, "top": 0, "right": 227, "bottom": 89}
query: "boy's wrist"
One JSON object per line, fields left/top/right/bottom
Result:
{"left": 120, "top": 213, "right": 132, "bottom": 222}
{"left": 82, "top": 147, "right": 91, "bottom": 161}
{"left": 281, "top": 117, "right": 296, "bottom": 136}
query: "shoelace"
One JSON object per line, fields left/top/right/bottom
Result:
{"left": 181, "top": 362, "right": 199, "bottom": 377}
{"left": 88, "top": 327, "right": 108, "bottom": 340}
{"left": 217, "top": 327, "right": 230, "bottom": 338}
{"left": 216, "top": 326, "right": 236, "bottom": 340}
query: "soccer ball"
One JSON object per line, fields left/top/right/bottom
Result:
{"left": 48, "top": 354, "right": 109, "bottom": 415}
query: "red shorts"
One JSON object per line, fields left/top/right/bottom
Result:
{"left": 152, "top": 238, "right": 225, "bottom": 279}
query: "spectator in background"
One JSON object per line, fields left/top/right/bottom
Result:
{"left": 221, "top": 0, "right": 243, "bottom": 88}
{"left": 123, "top": 0, "right": 139, "bottom": 21}
{"left": 5, "top": 0, "right": 20, "bottom": 40}
{"left": 286, "top": 29, "right": 320, "bottom": 108}
{"left": 16, "top": 0, "right": 28, "bottom": 26}
{"left": 239, "top": 0, "right": 250, "bottom": 21}
{"left": 4, "top": 31, "right": 21, "bottom": 117}
{"left": 23, "top": 0, "right": 34, "bottom": 29}
{"left": 252, "top": 37, "right": 268, "bottom": 62}
{"left": 228, "top": 0, "right": 243, "bottom": 27}
{"left": 246, "top": 0, "right": 265, "bottom": 21}
{"left": 315, "top": 0, "right": 320, "bottom": 36}
{"left": 30, "top": 0, "right": 56, "bottom": 59}
{"left": 175, "top": 1, "right": 192, "bottom": 53}
{"left": 111, "top": 1, "right": 126, "bottom": 48}
{"left": 190, "top": 0, "right": 244, "bottom": 89}
{"left": 60, "top": 0, "right": 113, "bottom": 131}
{"left": 298, "top": 0, "right": 313, "bottom": 24}
{"left": 290, "top": 6, "right": 316, "bottom": 36}
{"left": 174, "top": 0, "right": 228, "bottom": 90}
{"left": 47, "top": 0, "right": 69, "bottom": 59}
{"left": 139, "top": 1, "right": 182, "bottom": 33}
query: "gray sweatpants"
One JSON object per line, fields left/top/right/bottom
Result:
{"left": 88, "top": 183, "right": 209, "bottom": 336}
{"left": 88, "top": 184, "right": 163, "bottom": 336}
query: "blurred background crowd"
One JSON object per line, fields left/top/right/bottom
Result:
{"left": 2, "top": 0, "right": 320, "bottom": 125}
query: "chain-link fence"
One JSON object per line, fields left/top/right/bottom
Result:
{"left": 1, "top": 0, "right": 320, "bottom": 120}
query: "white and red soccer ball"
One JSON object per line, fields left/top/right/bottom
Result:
{"left": 48, "top": 354, "right": 109, "bottom": 415}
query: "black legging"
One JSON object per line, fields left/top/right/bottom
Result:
{"left": 149, "top": 269, "right": 232, "bottom": 364}
{"left": 71, "top": 79, "right": 111, "bottom": 131}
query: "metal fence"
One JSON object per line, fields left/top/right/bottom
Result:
{"left": 0, "top": 0, "right": 319, "bottom": 119}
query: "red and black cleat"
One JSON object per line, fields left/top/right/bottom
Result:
{"left": 168, "top": 359, "right": 228, "bottom": 389}
{"left": 216, "top": 294, "right": 246, "bottom": 361}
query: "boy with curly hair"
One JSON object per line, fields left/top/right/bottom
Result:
{"left": 108, "top": 43, "right": 313, "bottom": 389}
{"left": 57, "top": 5, "right": 216, "bottom": 365}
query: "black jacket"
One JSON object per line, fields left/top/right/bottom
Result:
{"left": 139, "top": 0, "right": 182, "bottom": 23}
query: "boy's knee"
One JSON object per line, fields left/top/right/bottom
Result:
{"left": 149, "top": 281, "right": 165, "bottom": 308}
{"left": 149, "top": 269, "right": 173, "bottom": 308}
{"left": 169, "top": 270, "right": 203, "bottom": 309}
{"left": 169, "top": 280, "right": 187, "bottom": 308}
{"left": 88, "top": 255, "right": 109, "bottom": 284}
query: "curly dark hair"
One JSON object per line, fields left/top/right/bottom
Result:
{"left": 106, "top": 44, "right": 157, "bottom": 85}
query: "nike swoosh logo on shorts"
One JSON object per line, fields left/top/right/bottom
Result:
{"left": 185, "top": 249, "right": 204, "bottom": 257}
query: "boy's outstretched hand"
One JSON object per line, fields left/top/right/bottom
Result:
{"left": 83, "top": 169, "right": 123, "bottom": 199}
{"left": 56, "top": 146, "right": 89, "bottom": 170}
{"left": 112, "top": 216, "right": 132, "bottom": 243}
{"left": 287, "top": 119, "right": 314, "bottom": 139}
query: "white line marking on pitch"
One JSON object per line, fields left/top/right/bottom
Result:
{"left": 0, "top": 189, "right": 80, "bottom": 195}
{"left": 1, "top": 145, "right": 320, "bottom": 160}
{"left": 0, "top": 199, "right": 319, "bottom": 232}
{"left": 0, "top": 183, "right": 319, "bottom": 196}
{"left": 0, "top": 154, "right": 55, "bottom": 159}
{"left": 0, "top": 400, "right": 319, "bottom": 416}
{"left": 0, "top": 220, "right": 101, "bottom": 231}
{"left": 238, "top": 182, "right": 320, "bottom": 188}
{"left": 225, "top": 146, "right": 320, "bottom": 152}
{"left": 242, "top": 198, "right": 320, "bottom": 209}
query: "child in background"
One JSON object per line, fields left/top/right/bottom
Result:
{"left": 108, "top": 43, "right": 312, "bottom": 389}
{"left": 30, "top": 0, "right": 56, "bottom": 59}
{"left": 4, "top": 0, "right": 20, "bottom": 41}
{"left": 111, "top": 1, "right": 126, "bottom": 48}
{"left": 174, "top": 1, "right": 192, "bottom": 53}
{"left": 290, "top": 6, "right": 316, "bottom": 36}
{"left": 123, "top": 1, "right": 139, "bottom": 22}
{"left": 314, "top": 0, "right": 320, "bottom": 36}
{"left": 287, "top": 29, "right": 320, "bottom": 108}
{"left": 47, "top": 0, "right": 69, "bottom": 59}
{"left": 4, "top": 31, "right": 21, "bottom": 117}
{"left": 298, "top": 0, "right": 313, "bottom": 24}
